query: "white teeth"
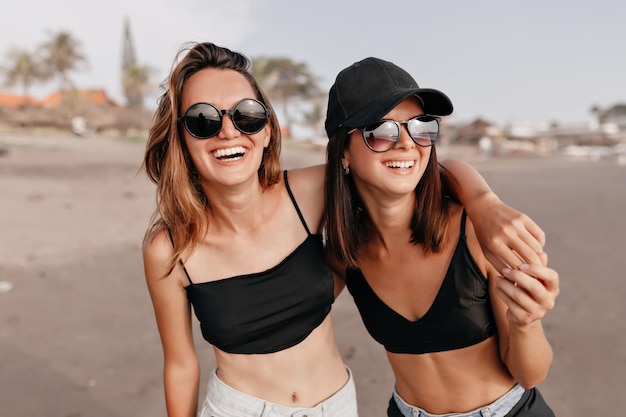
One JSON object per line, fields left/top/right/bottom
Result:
{"left": 213, "top": 146, "right": 246, "bottom": 159}
{"left": 385, "top": 161, "right": 414, "bottom": 169}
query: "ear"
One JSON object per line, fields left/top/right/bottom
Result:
{"left": 263, "top": 125, "right": 271, "bottom": 148}
{"left": 341, "top": 151, "right": 350, "bottom": 169}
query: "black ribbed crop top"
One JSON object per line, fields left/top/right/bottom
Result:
{"left": 182, "top": 171, "right": 334, "bottom": 354}
{"left": 345, "top": 211, "right": 496, "bottom": 354}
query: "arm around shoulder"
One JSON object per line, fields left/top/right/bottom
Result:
{"left": 439, "top": 158, "right": 546, "bottom": 272}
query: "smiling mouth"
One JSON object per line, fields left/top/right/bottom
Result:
{"left": 213, "top": 146, "right": 246, "bottom": 161}
{"left": 385, "top": 160, "right": 415, "bottom": 169}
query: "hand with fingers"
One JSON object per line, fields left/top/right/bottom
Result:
{"left": 495, "top": 253, "right": 560, "bottom": 327}
{"left": 491, "top": 253, "right": 559, "bottom": 388}
{"left": 469, "top": 194, "right": 547, "bottom": 273}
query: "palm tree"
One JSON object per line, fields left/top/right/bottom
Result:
{"left": 1, "top": 47, "right": 47, "bottom": 101}
{"left": 251, "top": 57, "right": 322, "bottom": 130}
{"left": 39, "top": 30, "right": 87, "bottom": 92}
{"left": 122, "top": 62, "right": 154, "bottom": 108}
{"left": 121, "top": 18, "right": 153, "bottom": 108}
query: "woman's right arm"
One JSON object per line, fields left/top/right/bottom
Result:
{"left": 143, "top": 230, "right": 200, "bottom": 417}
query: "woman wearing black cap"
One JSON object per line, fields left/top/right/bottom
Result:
{"left": 142, "top": 41, "right": 551, "bottom": 417}
{"left": 324, "top": 57, "right": 558, "bottom": 417}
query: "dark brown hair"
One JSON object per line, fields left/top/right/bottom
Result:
{"left": 324, "top": 128, "right": 450, "bottom": 269}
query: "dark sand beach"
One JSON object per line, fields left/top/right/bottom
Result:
{"left": 0, "top": 134, "right": 624, "bottom": 416}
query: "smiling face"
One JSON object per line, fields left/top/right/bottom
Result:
{"left": 180, "top": 67, "right": 271, "bottom": 191}
{"left": 343, "top": 96, "right": 432, "bottom": 202}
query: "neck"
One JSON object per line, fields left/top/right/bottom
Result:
{"left": 360, "top": 191, "right": 415, "bottom": 250}
{"left": 203, "top": 179, "right": 269, "bottom": 234}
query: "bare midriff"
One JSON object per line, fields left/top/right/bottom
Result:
{"left": 213, "top": 314, "right": 349, "bottom": 407}
{"left": 389, "top": 337, "right": 517, "bottom": 414}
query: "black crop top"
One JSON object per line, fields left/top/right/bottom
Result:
{"left": 345, "top": 211, "right": 496, "bottom": 354}
{"left": 182, "top": 171, "right": 334, "bottom": 354}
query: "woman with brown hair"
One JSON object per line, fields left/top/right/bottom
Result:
{"left": 142, "top": 42, "right": 549, "bottom": 417}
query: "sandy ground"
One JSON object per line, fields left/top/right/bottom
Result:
{"left": 0, "top": 133, "right": 624, "bottom": 417}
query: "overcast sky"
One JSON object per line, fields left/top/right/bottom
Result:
{"left": 1, "top": 0, "right": 624, "bottom": 127}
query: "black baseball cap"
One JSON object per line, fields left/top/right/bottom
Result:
{"left": 325, "top": 57, "right": 453, "bottom": 138}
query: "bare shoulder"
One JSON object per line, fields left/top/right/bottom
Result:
{"left": 285, "top": 164, "right": 325, "bottom": 192}
{"left": 143, "top": 227, "right": 171, "bottom": 262}
{"left": 142, "top": 227, "right": 176, "bottom": 284}
{"left": 283, "top": 165, "right": 326, "bottom": 231}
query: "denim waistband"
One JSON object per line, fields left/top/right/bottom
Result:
{"left": 393, "top": 383, "right": 525, "bottom": 417}
{"left": 202, "top": 367, "right": 357, "bottom": 417}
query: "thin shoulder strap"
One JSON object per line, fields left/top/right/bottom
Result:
{"left": 460, "top": 210, "right": 467, "bottom": 239}
{"left": 283, "top": 170, "right": 311, "bottom": 235}
{"left": 166, "top": 228, "right": 193, "bottom": 284}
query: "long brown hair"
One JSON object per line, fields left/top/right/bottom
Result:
{"left": 324, "top": 127, "right": 450, "bottom": 269}
{"left": 142, "top": 42, "right": 282, "bottom": 273}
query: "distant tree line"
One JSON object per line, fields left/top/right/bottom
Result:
{"left": 0, "top": 22, "right": 154, "bottom": 110}
{"left": 1, "top": 30, "right": 87, "bottom": 99}
{"left": 4, "top": 23, "right": 626, "bottom": 137}
{"left": 0, "top": 24, "right": 328, "bottom": 136}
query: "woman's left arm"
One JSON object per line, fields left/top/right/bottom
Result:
{"left": 440, "top": 159, "right": 546, "bottom": 272}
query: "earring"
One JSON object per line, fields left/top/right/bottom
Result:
{"left": 341, "top": 163, "right": 350, "bottom": 176}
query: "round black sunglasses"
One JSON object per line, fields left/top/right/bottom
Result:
{"left": 179, "top": 98, "right": 270, "bottom": 139}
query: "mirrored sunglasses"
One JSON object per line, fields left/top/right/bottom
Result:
{"left": 356, "top": 115, "right": 440, "bottom": 152}
{"left": 179, "top": 98, "right": 270, "bottom": 139}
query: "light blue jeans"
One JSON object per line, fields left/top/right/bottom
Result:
{"left": 393, "top": 383, "right": 525, "bottom": 417}
{"left": 199, "top": 367, "right": 358, "bottom": 417}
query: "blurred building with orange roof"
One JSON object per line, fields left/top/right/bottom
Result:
{"left": 0, "top": 92, "right": 43, "bottom": 107}
{"left": 0, "top": 89, "right": 120, "bottom": 108}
